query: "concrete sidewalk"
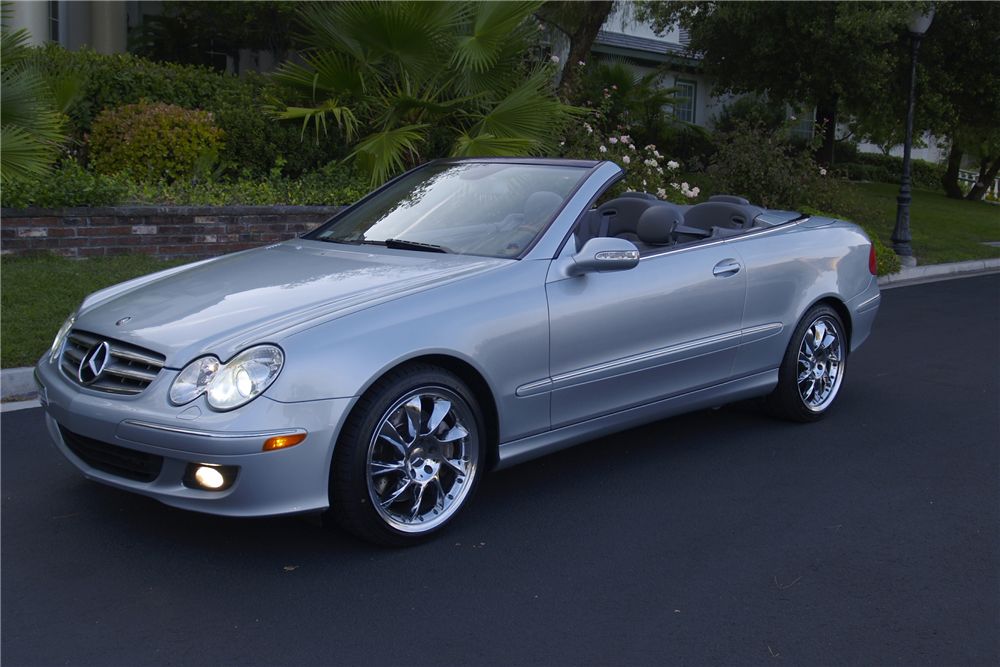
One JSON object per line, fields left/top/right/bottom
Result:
{"left": 4, "top": 258, "right": 999, "bottom": 409}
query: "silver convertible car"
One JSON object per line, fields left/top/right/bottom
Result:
{"left": 36, "top": 158, "right": 880, "bottom": 546}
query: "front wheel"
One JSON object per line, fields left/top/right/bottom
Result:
{"left": 330, "top": 364, "right": 484, "bottom": 546}
{"left": 766, "top": 305, "right": 847, "bottom": 422}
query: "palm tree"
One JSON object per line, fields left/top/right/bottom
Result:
{"left": 0, "top": 10, "right": 67, "bottom": 183}
{"left": 270, "top": 1, "right": 577, "bottom": 185}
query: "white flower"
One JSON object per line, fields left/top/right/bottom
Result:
{"left": 644, "top": 158, "right": 657, "bottom": 167}
{"left": 559, "top": 141, "right": 565, "bottom": 146}
{"left": 657, "top": 187, "right": 667, "bottom": 199}
{"left": 642, "top": 180, "right": 647, "bottom": 185}
{"left": 820, "top": 168, "right": 828, "bottom": 176}
{"left": 667, "top": 160, "right": 680, "bottom": 170}
{"left": 620, "top": 135, "right": 631, "bottom": 143}
{"left": 609, "top": 137, "right": 618, "bottom": 144}
{"left": 681, "top": 182, "right": 689, "bottom": 190}
{"left": 622, "top": 155, "right": 631, "bottom": 164}
{"left": 790, "top": 115, "right": 796, "bottom": 120}
{"left": 653, "top": 151, "right": 662, "bottom": 159}
{"left": 583, "top": 123, "right": 593, "bottom": 134}
{"left": 578, "top": 61, "right": 585, "bottom": 66}
{"left": 629, "top": 144, "right": 635, "bottom": 151}
{"left": 551, "top": 55, "right": 560, "bottom": 63}
{"left": 599, "top": 145, "right": 607, "bottom": 152}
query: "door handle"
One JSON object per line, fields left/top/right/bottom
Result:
{"left": 713, "top": 260, "right": 742, "bottom": 276}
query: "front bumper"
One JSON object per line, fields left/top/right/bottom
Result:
{"left": 35, "top": 359, "right": 357, "bottom": 517}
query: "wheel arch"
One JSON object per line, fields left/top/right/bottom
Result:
{"left": 810, "top": 296, "right": 853, "bottom": 353}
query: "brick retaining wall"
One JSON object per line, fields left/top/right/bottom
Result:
{"left": 0, "top": 205, "right": 345, "bottom": 260}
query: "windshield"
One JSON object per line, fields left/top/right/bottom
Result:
{"left": 310, "top": 162, "right": 590, "bottom": 258}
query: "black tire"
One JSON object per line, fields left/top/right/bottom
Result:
{"left": 766, "top": 305, "right": 847, "bottom": 423}
{"left": 330, "top": 363, "right": 484, "bottom": 547}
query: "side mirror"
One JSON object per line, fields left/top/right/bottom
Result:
{"left": 570, "top": 237, "right": 640, "bottom": 275}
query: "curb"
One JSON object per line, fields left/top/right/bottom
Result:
{"left": 877, "top": 257, "right": 1000, "bottom": 288}
{"left": 1, "top": 366, "right": 38, "bottom": 403}
{"left": 4, "top": 260, "right": 998, "bottom": 404}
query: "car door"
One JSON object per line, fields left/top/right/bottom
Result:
{"left": 545, "top": 241, "right": 747, "bottom": 429}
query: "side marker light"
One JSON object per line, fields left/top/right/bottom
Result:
{"left": 263, "top": 433, "right": 307, "bottom": 451}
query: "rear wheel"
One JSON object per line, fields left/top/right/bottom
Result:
{"left": 330, "top": 364, "right": 484, "bottom": 546}
{"left": 766, "top": 305, "right": 847, "bottom": 422}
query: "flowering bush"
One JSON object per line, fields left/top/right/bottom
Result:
{"left": 557, "top": 93, "right": 700, "bottom": 203}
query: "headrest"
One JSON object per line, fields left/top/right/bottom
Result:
{"left": 637, "top": 205, "right": 683, "bottom": 244}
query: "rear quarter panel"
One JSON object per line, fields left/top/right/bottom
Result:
{"left": 727, "top": 218, "right": 874, "bottom": 379}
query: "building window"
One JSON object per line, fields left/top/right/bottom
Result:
{"left": 674, "top": 79, "right": 696, "bottom": 124}
{"left": 49, "top": 1, "right": 60, "bottom": 43}
{"left": 790, "top": 107, "right": 816, "bottom": 140}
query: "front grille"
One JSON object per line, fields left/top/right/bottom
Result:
{"left": 60, "top": 425, "right": 164, "bottom": 483}
{"left": 60, "top": 330, "right": 165, "bottom": 395}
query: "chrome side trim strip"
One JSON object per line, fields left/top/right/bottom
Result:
{"left": 516, "top": 379, "right": 552, "bottom": 398}
{"left": 858, "top": 293, "right": 881, "bottom": 311}
{"left": 740, "top": 322, "right": 783, "bottom": 344}
{"left": 123, "top": 420, "right": 305, "bottom": 440}
{"left": 551, "top": 330, "right": 742, "bottom": 389}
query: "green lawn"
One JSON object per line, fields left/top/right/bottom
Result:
{"left": 851, "top": 182, "right": 1000, "bottom": 265}
{"left": 2, "top": 184, "right": 999, "bottom": 369}
{"left": 1, "top": 254, "right": 193, "bottom": 369}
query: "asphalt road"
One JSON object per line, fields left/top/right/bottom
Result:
{"left": 2, "top": 274, "right": 998, "bottom": 667}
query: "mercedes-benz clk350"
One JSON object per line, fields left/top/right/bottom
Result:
{"left": 36, "top": 158, "right": 880, "bottom": 546}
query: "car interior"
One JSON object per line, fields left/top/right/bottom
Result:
{"left": 575, "top": 193, "right": 774, "bottom": 254}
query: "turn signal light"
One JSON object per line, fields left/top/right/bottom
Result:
{"left": 869, "top": 244, "right": 878, "bottom": 276}
{"left": 263, "top": 433, "right": 307, "bottom": 451}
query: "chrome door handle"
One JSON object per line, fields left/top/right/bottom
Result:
{"left": 713, "top": 261, "right": 742, "bottom": 276}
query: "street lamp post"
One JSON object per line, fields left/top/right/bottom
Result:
{"left": 891, "top": 8, "right": 935, "bottom": 266}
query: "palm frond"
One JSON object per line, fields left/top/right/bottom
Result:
{"left": 348, "top": 124, "right": 429, "bottom": 186}
{"left": 272, "top": 98, "right": 361, "bottom": 144}
{"left": 452, "top": 1, "right": 543, "bottom": 73}
{"left": 469, "top": 66, "right": 577, "bottom": 152}
{"left": 1, "top": 125, "right": 62, "bottom": 182}
{"left": 452, "top": 132, "right": 535, "bottom": 157}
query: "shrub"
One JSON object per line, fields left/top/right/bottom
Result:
{"left": 557, "top": 94, "right": 699, "bottom": 203}
{"left": 852, "top": 152, "right": 945, "bottom": 191}
{"left": 0, "top": 159, "right": 134, "bottom": 208}
{"left": 707, "top": 118, "right": 843, "bottom": 210}
{"left": 33, "top": 43, "right": 225, "bottom": 139}
{"left": 212, "top": 74, "right": 349, "bottom": 179}
{"left": 90, "top": 100, "right": 225, "bottom": 182}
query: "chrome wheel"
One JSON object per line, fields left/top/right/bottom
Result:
{"left": 796, "top": 315, "right": 844, "bottom": 412}
{"left": 766, "top": 305, "right": 848, "bottom": 423}
{"left": 366, "top": 387, "right": 479, "bottom": 533}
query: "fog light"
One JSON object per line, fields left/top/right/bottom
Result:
{"left": 263, "top": 433, "right": 307, "bottom": 451}
{"left": 195, "top": 466, "right": 225, "bottom": 489}
{"left": 183, "top": 463, "right": 238, "bottom": 491}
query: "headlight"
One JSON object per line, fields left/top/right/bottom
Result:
{"left": 170, "top": 345, "right": 284, "bottom": 411}
{"left": 49, "top": 310, "right": 78, "bottom": 363}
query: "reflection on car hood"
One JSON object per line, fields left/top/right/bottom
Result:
{"left": 74, "top": 240, "right": 508, "bottom": 366}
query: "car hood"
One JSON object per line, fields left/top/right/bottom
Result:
{"left": 74, "top": 241, "right": 508, "bottom": 366}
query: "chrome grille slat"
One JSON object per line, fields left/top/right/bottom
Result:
{"left": 60, "top": 330, "right": 165, "bottom": 395}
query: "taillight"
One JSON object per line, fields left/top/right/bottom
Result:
{"left": 869, "top": 244, "right": 877, "bottom": 275}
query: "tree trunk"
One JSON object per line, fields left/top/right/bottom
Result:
{"left": 556, "top": 1, "right": 614, "bottom": 103}
{"left": 814, "top": 95, "right": 839, "bottom": 166}
{"left": 966, "top": 156, "right": 1000, "bottom": 201}
{"left": 942, "top": 141, "right": 965, "bottom": 199}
